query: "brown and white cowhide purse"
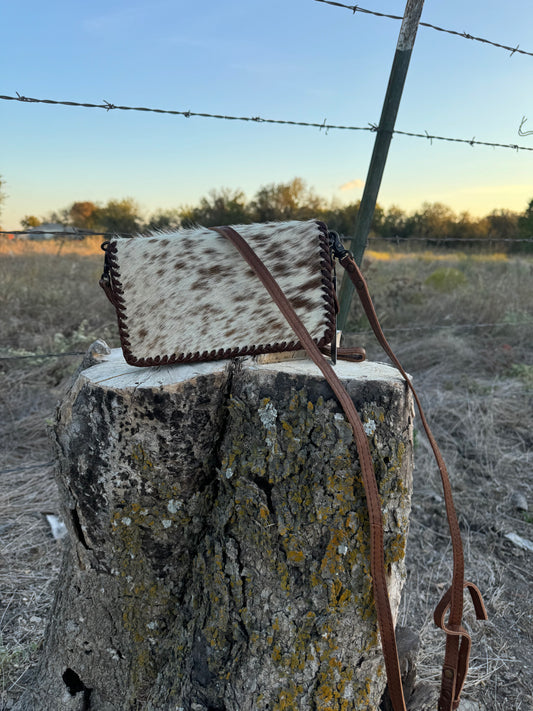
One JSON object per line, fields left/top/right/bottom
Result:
{"left": 99, "top": 219, "right": 487, "bottom": 711}
{"left": 100, "top": 220, "right": 338, "bottom": 367}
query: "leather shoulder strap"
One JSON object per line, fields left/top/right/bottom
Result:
{"left": 212, "top": 226, "right": 487, "bottom": 710}
{"left": 339, "top": 254, "right": 487, "bottom": 711}
{"left": 212, "top": 225, "right": 407, "bottom": 710}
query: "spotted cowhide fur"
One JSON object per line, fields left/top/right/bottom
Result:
{"left": 102, "top": 220, "right": 336, "bottom": 367}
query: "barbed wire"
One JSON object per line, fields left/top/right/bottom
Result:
{"left": 352, "top": 319, "right": 533, "bottom": 335}
{"left": 1, "top": 318, "right": 531, "bottom": 364}
{"left": 2, "top": 229, "right": 532, "bottom": 244}
{"left": 1, "top": 93, "right": 372, "bottom": 130}
{"left": 383, "top": 126, "right": 531, "bottom": 151}
{"left": 0, "top": 228, "right": 129, "bottom": 238}
{"left": 313, "top": 0, "right": 533, "bottom": 58}
{"left": 1, "top": 93, "right": 532, "bottom": 153}
{"left": 368, "top": 235, "right": 533, "bottom": 243}
{"left": 0, "top": 228, "right": 95, "bottom": 237}
{"left": 0, "top": 351, "right": 85, "bottom": 362}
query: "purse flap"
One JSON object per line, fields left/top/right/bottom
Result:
{"left": 102, "top": 220, "right": 336, "bottom": 366}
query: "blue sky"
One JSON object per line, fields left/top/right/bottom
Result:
{"left": 1, "top": 0, "right": 532, "bottom": 229}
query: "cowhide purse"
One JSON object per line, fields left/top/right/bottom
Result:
{"left": 100, "top": 220, "right": 338, "bottom": 367}
{"left": 99, "top": 219, "right": 486, "bottom": 711}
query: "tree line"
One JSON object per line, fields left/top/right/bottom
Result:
{"left": 19, "top": 177, "right": 533, "bottom": 251}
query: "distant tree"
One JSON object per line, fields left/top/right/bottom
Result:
{"left": 21, "top": 215, "right": 42, "bottom": 229}
{"left": 410, "top": 202, "right": 457, "bottom": 240}
{"left": 67, "top": 201, "right": 100, "bottom": 231}
{"left": 43, "top": 207, "right": 70, "bottom": 224}
{"left": 180, "top": 188, "right": 250, "bottom": 228}
{"left": 144, "top": 209, "right": 182, "bottom": 232}
{"left": 370, "top": 204, "right": 385, "bottom": 235}
{"left": 378, "top": 205, "right": 408, "bottom": 239}
{"left": 446, "top": 211, "right": 485, "bottom": 241}
{"left": 315, "top": 198, "right": 341, "bottom": 234}
{"left": 97, "top": 198, "right": 143, "bottom": 235}
{"left": 518, "top": 198, "right": 533, "bottom": 238}
{"left": 250, "top": 178, "right": 323, "bottom": 222}
{"left": 324, "top": 201, "right": 360, "bottom": 236}
{"left": 324, "top": 200, "right": 385, "bottom": 241}
{"left": 480, "top": 209, "right": 517, "bottom": 241}
{"left": 33, "top": 188, "right": 531, "bottom": 252}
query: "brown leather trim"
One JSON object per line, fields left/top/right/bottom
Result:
{"left": 100, "top": 223, "right": 337, "bottom": 367}
{"left": 100, "top": 241, "right": 138, "bottom": 364}
{"left": 315, "top": 219, "right": 337, "bottom": 348}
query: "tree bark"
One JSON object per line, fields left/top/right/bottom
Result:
{"left": 16, "top": 347, "right": 414, "bottom": 711}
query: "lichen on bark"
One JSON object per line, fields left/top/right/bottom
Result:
{"left": 147, "top": 364, "right": 413, "bottom": 711}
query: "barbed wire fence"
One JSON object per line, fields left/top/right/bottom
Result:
{"left": 1, "top": 93, "right": 532, "bottom": 154}
{"left": 1, "top": 2, "right": 532, "bottom": 239}
{"left": 1, "top": 2, "right": 532, "bottom": 372}
{"left": 1, "top": 228, "right": 532, "bottom": 243}
{"left": 1, "top": 317, "right": 532, "bottom": 365}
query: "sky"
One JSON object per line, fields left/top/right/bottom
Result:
{"left": 1, "top": 0, "right": 532, "bottom": 229}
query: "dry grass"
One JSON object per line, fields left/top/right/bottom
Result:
{"left": 396, "top": 377, "right": 533, "bottom": 709}
{"left": 0, "top": 239, "right": 532, "bottom": 709}
{"left": 351, "top": 250, "right": 533, "bottom": 708}
{"left": 0, "top": 235, "right": 104, "bottom": 258}
{"left": 0, "top": 237, "right": 118, "bottom": 706}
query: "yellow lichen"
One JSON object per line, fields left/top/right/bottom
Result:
{"left": 287, "top": 549, "right": 305, "bottom": 564}
{"left": 130, "top": 443, "right": 153, "bottom": 470}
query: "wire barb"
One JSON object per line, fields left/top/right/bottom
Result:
{"left": 518, "top": 116, "right": 533, "bottom": 136}
{"left": 16, "top": 92, "right": 35, "bottom": 102}
{"left": 312, "top": 0, "right": 533, "bottom": 58}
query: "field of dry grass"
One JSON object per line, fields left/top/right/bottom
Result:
{"left": 0, "top": 236, "right": 532, "bottom": 710}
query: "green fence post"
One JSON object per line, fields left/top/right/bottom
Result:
{"left": 337, "top": 0, "right": 425, "bottom": 332}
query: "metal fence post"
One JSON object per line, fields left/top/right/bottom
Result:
{"left": 337, "top": 0, "right": 425, "bottom": 332}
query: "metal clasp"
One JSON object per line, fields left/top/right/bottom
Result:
{"left": 99, "top": 241, "right": 116, "bottom": 303}
{"left": 329, "top": 231, "right": 350, "bottom": 261}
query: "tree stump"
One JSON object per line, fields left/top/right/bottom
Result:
{"left": 16, "top": 347, "right": 414, "bottom": 711}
